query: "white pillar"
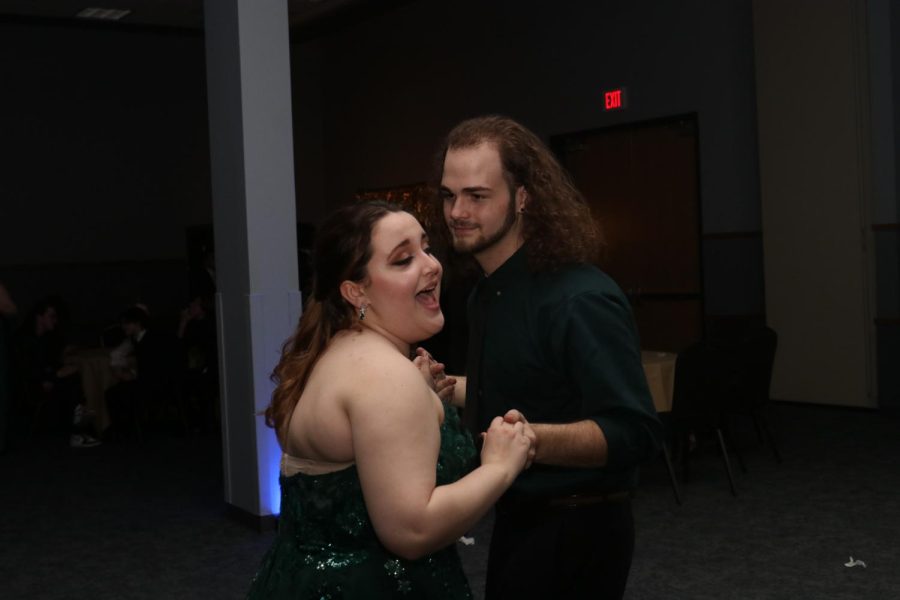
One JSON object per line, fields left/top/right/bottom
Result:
{"left": 204, "top": 0, "right": 301, "bottom": 524}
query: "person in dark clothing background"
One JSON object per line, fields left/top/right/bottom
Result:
{"left": 17, "top": 297, "right": 99, "bottom": 447}
{"left": 177, "top": 297, "right": 218, "bottom": 430}
{"left": 105, "top": 306, "right": 176, "bottom": 440}
{"left": 435, "top": 115, "right": 663, "bottom": 599}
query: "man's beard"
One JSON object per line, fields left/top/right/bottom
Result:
{"left": 451, "top": 194, "right": 518, "bottom": 256}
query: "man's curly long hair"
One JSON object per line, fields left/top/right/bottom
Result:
{"left": 432, "top": 115, "right": 600, "bottom": 272}
{"left": 266, "top": 201, "right": 405, "bottom": 448}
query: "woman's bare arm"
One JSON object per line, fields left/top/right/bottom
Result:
{"left": 348, "top": 356, "right": 525, "bottom": 560}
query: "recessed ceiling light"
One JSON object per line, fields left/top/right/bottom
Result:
{"left": 76, "top": 8, "right": 132, "bottom": 21}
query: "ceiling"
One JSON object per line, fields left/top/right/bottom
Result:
{"left": 0, "top": 0, "right": 401, "bottom": 33}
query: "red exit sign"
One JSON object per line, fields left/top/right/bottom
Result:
{"left": 603, "top": 88, "right": 627, "bottom": 111}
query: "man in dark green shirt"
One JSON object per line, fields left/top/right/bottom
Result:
{"left": 436, "top": 115, "right": 663, "bottom": 599}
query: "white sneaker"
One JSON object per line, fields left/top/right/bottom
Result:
{"left": 70, "top": 434, "right": 102, "bottom": 448}
{"left": 82, "top": 434, "right": 102, "bottom": 447}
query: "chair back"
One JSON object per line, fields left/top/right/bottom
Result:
{"left": 672, "top": 341, "right": 732, "bottom": 430}
{"left": 732, "top": 326, "right": 777, "bottom": 410}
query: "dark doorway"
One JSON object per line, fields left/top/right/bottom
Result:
{"left": 553, "top": 115, "right": 703, "bottom": 352}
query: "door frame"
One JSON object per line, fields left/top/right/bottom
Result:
{"left": 550, "top": 112, "right": 706, "bottom": 344}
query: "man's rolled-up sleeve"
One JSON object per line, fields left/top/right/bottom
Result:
{"left": 549, "top": 289, "right": 664, "bottom": 471}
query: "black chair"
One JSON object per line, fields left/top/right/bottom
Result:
{"left": 660, "top": 439, "right": 683, "bottom": 505}
{"left": 28, "top": 375, "right": 83, "bottom": 437}
{"left": 109, "top": 332, "right": 189, "bottom": 442}
{"left": 133, "top": 374, "right": 189, "bottom": 442}
{"left": 670, "top": 342, "right": 741, "bottom": 496}
{"left": 724, "top": 326, "right": 781, "bottom": 463}
{"left": 140, "top": 346, "right": 190, "bottom": 441}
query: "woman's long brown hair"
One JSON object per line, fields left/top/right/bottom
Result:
{"left": 266, "top": 201, "right": 405, "bottom": 448}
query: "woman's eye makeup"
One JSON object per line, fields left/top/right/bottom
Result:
{"left": 389, "top": 237, "right": 430, "bottom": 266}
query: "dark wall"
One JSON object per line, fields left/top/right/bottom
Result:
{"left": 310, "top": 0, "right": 763, "bottom": 318}
{"left": 0, "top": 1, "right": 768, "bottom": 343}
{"left": 2, "top": 2, "right": 896, "bottom": 405}
{"left": 289, "top": 41, "right": 327, "bottom": 224}
{"left": 1, "top": 24, "right": 211, "bottom": 265}
{"left": 0, "top": 23, "right": 211, "bottom": 340}
{"left": 895, "top": 0, "right": 900, "bottom": 210}
{"left": 877, "top": 0, "right": 900, "bottom": 409}
{"left": 315, "top": 0, "right": 761, "bottom": 232}
{"left": 1, "top": 2, "right": 766, "bottom": 341}
{"left": 0, "top": 24, "right": 330, "bottom": 341}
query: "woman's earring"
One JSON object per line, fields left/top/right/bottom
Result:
{"left": 358, "top": 304, "right": 367, "bottom": 321}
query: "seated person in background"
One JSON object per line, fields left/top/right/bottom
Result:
{"left": 188, "top": 249, "right": 217, "bottom": 305}
{"left": 104, "top": 306, "right": 176, "bottom": 440}
{"left": 17, "top": 297, "right": 100, "bottom": 447}
{"left": 108, "top": 329, "right": 134, "bottom": 372}
{"left": 177, "top": 296, "right": 218, "bottom": 431}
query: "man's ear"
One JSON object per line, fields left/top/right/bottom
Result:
{"left": 516, "top": 186, "right": 528, "bottom": 213}
{"left": 339, "top": 280, "right": 367, "bottom": 309}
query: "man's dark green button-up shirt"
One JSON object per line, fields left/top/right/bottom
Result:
{"left": 466, "top": 247, "right": 662, "bottom": 496}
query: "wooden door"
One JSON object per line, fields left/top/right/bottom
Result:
{"left": 554, "top": 116, "right": 703, "bottom": 352}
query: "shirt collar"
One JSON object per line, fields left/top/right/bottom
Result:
{"left": 482, "top": 245, "right": 529, "bottom": 290}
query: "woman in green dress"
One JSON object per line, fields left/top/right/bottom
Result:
{"left": 247, "top": 201, "right": 532, "bottom": 599}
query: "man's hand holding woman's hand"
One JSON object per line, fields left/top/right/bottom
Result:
{"left": 412, "top": 347, "right": 456, "bottom": 401}
{"left": 411, "top": 348, "right": 536, "bottom": 474}
{"left": 480, "top": 416, "right": 533, "bottom": 482}
{"left": 502, "top": 409, "right": 537, "bottom": 469}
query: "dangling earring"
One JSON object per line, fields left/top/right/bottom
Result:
{"left": 358, "top": 304, "right": 367, "bottom": 321}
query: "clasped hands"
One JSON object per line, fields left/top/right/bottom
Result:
{"left": 414, "top": 347, "right": 537, "bottom": 469}
{"left": 412, "top": 347, "right": 457, "bottom": 401}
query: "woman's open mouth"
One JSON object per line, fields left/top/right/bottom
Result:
{"left": 416, "top": 286, "right": 440, "bottom": 311}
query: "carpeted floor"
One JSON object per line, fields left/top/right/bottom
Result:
{"left": 1, "top": 402, "right": 898, "bottom": 599}
{"left": 624, "top": 404, "right": 900, "bottom": 600}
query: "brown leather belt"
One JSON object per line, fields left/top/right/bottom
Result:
{"left": 547, "top": 491, "right": 633, "bottom": 507}
{"left": 501, "top": 490, "right": 633, "bottom": 511}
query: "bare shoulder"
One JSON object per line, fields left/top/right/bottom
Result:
{"left": 289, "top": 331, "right": 434, "bottom": 459}
{"left": 321, "top": 331, "right": 431, "bottom": 414}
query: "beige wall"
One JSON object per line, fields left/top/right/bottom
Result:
{"left": 754, "top": 0, "right": 876, "bottom": 407}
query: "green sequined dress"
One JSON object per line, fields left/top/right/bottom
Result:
{"left": 247, "top": 403, "right": 477, "bottom": 599}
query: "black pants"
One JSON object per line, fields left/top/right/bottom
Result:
{"left": 33, "top": 374, "right": 82, "bottom": 435}
{"left": 485, "top": 496, "right": 635, "bottom": 600}
{"left": 105, "top": 380, "right": 149, "bottom": 439}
